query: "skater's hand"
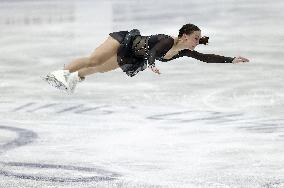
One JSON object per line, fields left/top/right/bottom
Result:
{"left": 232, "top": 56, "right": 250, "bottom": 64}
{"left": 148, "top": 65, "right": 161, "bottom": 75}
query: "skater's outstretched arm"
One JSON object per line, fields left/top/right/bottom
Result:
{"left": 179, "top": 49, "right": 250, "bottom": 64}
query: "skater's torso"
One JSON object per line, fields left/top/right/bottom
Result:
{"left": 131, "top": 34, "right": 175, "bottom": 62}
{"left": 131, "top": 33, "right": 234, "bottom": 65}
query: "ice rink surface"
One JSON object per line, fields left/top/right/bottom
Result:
{"left": 0, "top": 0, "right": 284, "bottom": 187}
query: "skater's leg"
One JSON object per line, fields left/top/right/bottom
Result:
{"left": 64, "top": 36, "right": 120, "bottom": 72}
{"left": 64, "top": 57, "right": 89, "bottom": 73}
{"left": 44, "top": 36, "right": 120, "bottom": 93}
{"left": 78, "top": 55, "right": 119, "bottom": 77}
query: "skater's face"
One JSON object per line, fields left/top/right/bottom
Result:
{"left": 183, "top": 30, "right": 201, "bottom": 50}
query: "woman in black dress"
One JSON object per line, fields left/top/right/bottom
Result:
{"left": 44, "top": 23, "right": 249, "bottom": 93}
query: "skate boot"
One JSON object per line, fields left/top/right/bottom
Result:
{"left": 44, "top": 70, "right": 70, "bottom": 91}
{"left": 66, "top": 71, "right": 83, "bottom": 94}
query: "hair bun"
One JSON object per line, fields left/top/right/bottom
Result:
{"left": 199, "top": 36, "right": 209, "bottom": 45}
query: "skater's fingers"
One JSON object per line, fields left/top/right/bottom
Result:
{"left": 233, "top": 56, "right": 249, "bottom": 64}
{"left": 237, "top": 56, "right": 249, "bottom": 62}
{"left": 155, "top": 68, "right": 161, "bottom": 74}
{"left": 241, "top": 57, "right": 250, "bottom": 62}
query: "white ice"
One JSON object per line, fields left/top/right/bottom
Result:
{"left": 0, "top": 0, "right": 284, "bottom": 187}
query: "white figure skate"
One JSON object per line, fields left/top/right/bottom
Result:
{"left": 44, "top": 70, "right": 82, "bottom": 94}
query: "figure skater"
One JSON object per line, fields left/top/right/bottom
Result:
{"left": 44, "top": 23, "right": 249, "bottom": 93}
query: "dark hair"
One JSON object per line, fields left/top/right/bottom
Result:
{"left": 178, "top": 23, "right": 200, "bottom": 38}
{"left": 178, "top": 23, "right": 209, "bottom": 45}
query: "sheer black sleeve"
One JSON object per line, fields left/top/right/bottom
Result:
{"left": 180, "top": 49, "right": 234, "bottom": 63}
{"left": 147, "top": 37, "right": 174, "bottom": 67}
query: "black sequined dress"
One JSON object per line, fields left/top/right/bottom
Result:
{"left": 109, "top": 29, "right": 234, "bottom": 77}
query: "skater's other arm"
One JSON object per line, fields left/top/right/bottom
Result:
{"left": 147, "top": 37, "right": 174, "bottom": 74}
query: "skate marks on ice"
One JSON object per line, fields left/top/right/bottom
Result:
{"left": 0, "top": 161, "right": 119, "bottom": 183}
{"left": 148, "top": 110, "right": 243, "bottom": 124}
{"left": 148, "top": 111, "right": 284, "bottom": 137}
{"left": 2, "top": 102, "right": 284, "bottom": 186}
{"left": 200, "top": 82, "right": 284, "bottom": 135}
{"left": 10, "top": 102, "right": 114, "bottom": 115}
{"left": 0, "top": 125, "right": 37, "bottom": 155}
{"left": 8, "top": 101, "right": 284, "bottom": 137}
{"left": 203, "top": 82, "right": 284, "bottom": 111}
{"left": 0, "top": 125, "right": 120, "bottom": 183}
